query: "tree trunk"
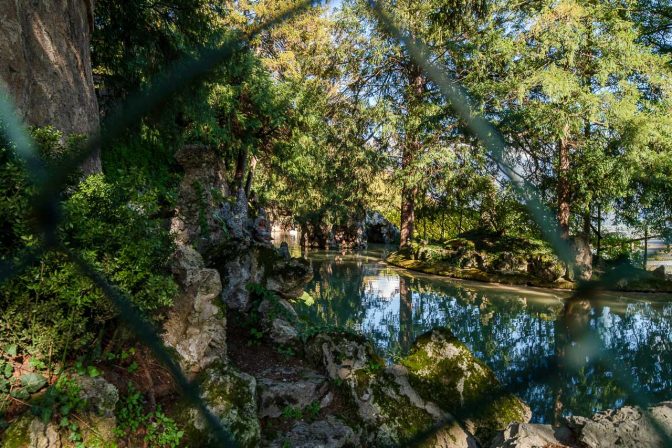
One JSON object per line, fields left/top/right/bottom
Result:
{"left": 557, "top": 129, "right": 571, "bottom": 240}
{"left": 596, "top": 203, "right": 602, "bottom": 260}
{"left": 400, "top": 183, "right": 416, "bottom": 247}
{"left": 0, "top": 0, "right": 101, "bottom": 174}
{"left": 399, "top": 65, "right": 425, "bottom": 248}
{"left": 244, "top": 155, "right": 257, "bottom": 198}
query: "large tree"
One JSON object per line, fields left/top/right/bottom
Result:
{"left": 0, "top": 0, "right": 101, "bottom": 174}
{"left": 495, "top": 0, "right": 671, "bottom": 244}
{"left": 337, "top": 0, "right": 489, "bottom": 247}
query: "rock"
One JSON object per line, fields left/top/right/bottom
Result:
{"left": 265, "top": 257, "right": 313, "bottom": 299}
{"left": 252, "top": 207, "right": 272, "bottom": 244}
{"left": 164, "top": 244, "right": 226, "bottom": 372}
{"left": 564, "top": 402, "right": 672, "bottom": 448}
{"left": 268, "top": 318, "right": 300, "bottom": 347}
{"left": 528, "top": 255, "right": 565, "bottom": 283}
{"left": 269, "top": 416, "right": 358, "bottom": 448}
{"left": 27, "top": 419, "right": 61, "bottom": 448}
{"left": 75, "top": 375, "right": 119, "bottom": 418}
{"left": 219, "top": 247, "right": 258, "bottom": 312}
{"left": 278, "top": 241, "right": 291, "bottom": 260}
{"left": 652, "top": 265, "right": 667, "bottom": 279}
{"left": 305, "top": 332, "right": 479, "bottom": 447}
{"left": 400, "top": 328, "right": 531, "bottom": 443}
{"left": 365, "top": 211, "right": 400, "bottom": 244}
{"left": 490, "top": 252, "right": 528, "bottom": 273}
{"left": 0, "top": 416, "right": 60, "bottom": 448}
{"left": 569, "top": 236, "right": 593, "bottom": 281}
{"left": 489, "top": 423, "right": 578, "bottom": 448}
{"left": 300, "top": 220, "right": 332, "bottom": 248}
{"left": 257, "top": 297, "right": 301, "bottom": 347}
{"left": 257, "top": 367, "right": 329, "bottom": 419}
{"left": 219, "top": 187, "right": 250, "bottom": 241}
{"left": 0, "top": 383, "right": 118, "bottom": 448}
{"left": 177, "top": 364, "right": 261, "bottom": 448}
{"left": 305, "top": 332, "right": 375, "bottom": 381}
{"left": 170, "top": 145, "right": 231, "bottom": 252}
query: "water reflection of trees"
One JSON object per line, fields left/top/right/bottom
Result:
{"left": 294, "top": 252, "right": 672, "bottom": 423}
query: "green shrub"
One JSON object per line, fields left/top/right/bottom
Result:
{"left": 116, "top": 384, "right": 184, "bottom": 448}
{"left": 0, "top": 128, "right": 177, "bottom": 361}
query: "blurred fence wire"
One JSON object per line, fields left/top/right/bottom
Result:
{"left": 0, "top": 0, "right": 670, "bottom": 447}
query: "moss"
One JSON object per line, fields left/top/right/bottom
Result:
{"left": 174, "top": 364, "right": 261, "bottom": 448}
{"left": 386, "top": 250, "right": 574, "bottom": 290}
{"left": 0, "top": 416, "right": 31, "bottom": 448}
{"left": 369, "top": 372, "right": 435, "bottom": 446}
{"left": 401, "top": 329, "right": 529, "bottom": 444}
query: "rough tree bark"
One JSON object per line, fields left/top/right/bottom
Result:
{"left": 0, "top": 0, "right": 101, "bottom": 174}
{"left": 557, "top": 128, "right": 571, "bottom": 240}
{"left": 399, "top": 65, "right": 425, "bottom": 248}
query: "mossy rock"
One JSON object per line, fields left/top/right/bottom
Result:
{"left": 174, "top": 363, "right": 261, "bottom": 448}
{"left": 0, "top": 416, "right": 32, "bottom": 448}
{"left": 368, "top": 374, "right": 436, "bottom": 446}
{"left": 401, "top": 328, "right": 530, "bottom": 443}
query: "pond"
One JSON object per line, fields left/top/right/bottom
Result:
{"left": 281, "top": 239, "right": 672, "bottom": 424}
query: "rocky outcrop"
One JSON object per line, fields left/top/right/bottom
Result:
{"left": 300, "top": 219, "right": 367, "bottom": 250}
{"left": 491, "top": 402, "right": 672, "bottom": 448}
{"left": 387, "top": 236, "right": 573, "bottom": 289}
{"left": 296, "top": 210, "right": 398, "bottom": 249}
{"left": 265, "top": 257, "right": 313, "bottom": 299}
{"left": 401, "top": 329, "right": 531, "bottom": 443}
{"left": 269, "top": 416, "right": 359, "bottom": 448}
{"left": 215, "top": 243, "right": 312, "bottom": 313}
{"left": 304, "top": 331, "right": 496, "bottom": 447}
{"left": 163, "top": 244, "right": 226, "bottom": 373}
{"left": 177, "top": 364, "right": 261, "bottom": 448}
{"left": 170, "top": 145, "right": 231, "bottom": 252}
{"left": 257, "top": 367, "right": 330, "bottom": 419}
{"left": 0, "top": 375, "right": 119, "bottom": 448}
{"left": 257, "top": 297, "right": 302, "bottom": 348}
{"left": 490, "top": 422, "right": 577, "bottom": 448}
{"left": 218, "top": 245, "right": 266, "bottom": 312}
{"left": 565, "top": 402, "right": 672, "bottom": 448}
{"left": 365, "top": 211, "right": 400, "bottom": 244}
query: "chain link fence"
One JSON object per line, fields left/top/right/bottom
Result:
{"left": 1, "top": 1, "right": 670, "bottom": 446}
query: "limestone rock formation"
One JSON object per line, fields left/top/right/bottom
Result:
{"left": 268, "top": 416, "right": 359, "bottom": 448}
{"left": 170, "top": 145, "right": 231, "bottom": 252}
{"left": 177, "top": 364, "right": 261, "bottom": 448}
{"left": 257, "top": 297, "right": 301, "bottom": 348}
{"left": 0, "top": 375, "right": 119, "bottom": 448}
{"left": 305, "top": 331, "right": 482, "bottom": 447}
{"left": 564, "top": 402, "right": 672, "bottom": 448}
{"left": 163, "top": 244, "right": 226, "bottom": 373}
{"left": 265, "top": 256, "right": 313, "bottom": 299}
{"left": 489, "top": 423, "right": 578, "bottom": 448}
{"left": 257, "top": 367, "right": 330, "bottom": 419}
{"left": 365, "top": 211, "right": 400, "bottom": 244}
{"left": 401, "top": 328, "right": 531, "bottom": 443}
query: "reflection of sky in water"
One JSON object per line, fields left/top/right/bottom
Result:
{"left": 291, "top": 245, "right": 672, "bottom": 423}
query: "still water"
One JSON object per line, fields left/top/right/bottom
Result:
{"left": 285, "top": 242, "right": 672, "bottom": 423}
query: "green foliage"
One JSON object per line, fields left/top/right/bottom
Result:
{"left": 280, "top": 405, "right": 303, "bottom": 420}
{"left": 0, "top": 128, "right": 177, "bottom": 361}
{"left": 115, "top": 384, "right": 184, "bottom": 448}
